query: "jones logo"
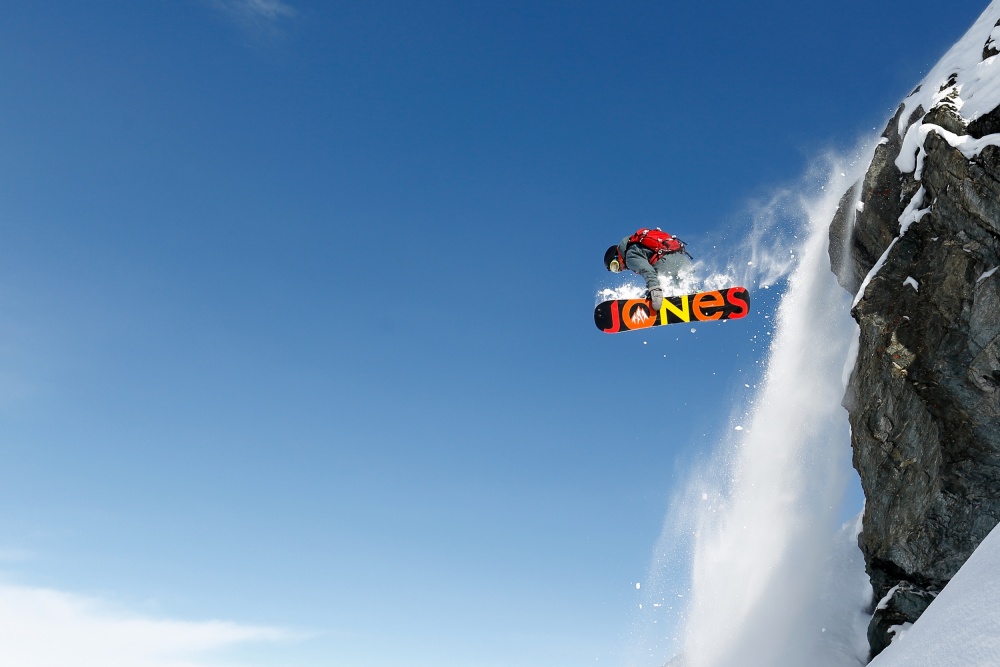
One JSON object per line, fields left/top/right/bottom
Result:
{"left": 594, "top": 286, "right": 751, "bottom": 334}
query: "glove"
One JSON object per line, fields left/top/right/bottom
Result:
{"left": 649, "top": 287, "right": 663, "bottom": 311}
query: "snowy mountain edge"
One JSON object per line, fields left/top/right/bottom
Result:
{"left": 830, "top": 0, "right": 1000, "bottom": 662}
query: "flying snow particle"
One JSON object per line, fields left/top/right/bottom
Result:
{"left": 735, "top": 426, "right": 744, "bottom": 431}
{"left": 636, "top": 582, "right": 641, "bottom": 590}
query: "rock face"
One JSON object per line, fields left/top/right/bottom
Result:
{"left": 829, "top": 13, "right": 1000, "bottom": 661}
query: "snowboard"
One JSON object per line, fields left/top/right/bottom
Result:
{"left": 594, "top": 286, "right": 750, "bottom": 334}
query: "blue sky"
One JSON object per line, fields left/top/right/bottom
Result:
{"left": 0, "top": 1, "right": 984, "bottom": 665}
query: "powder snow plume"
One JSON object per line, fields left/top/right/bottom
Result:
{"left": 623, "top": 149, "right": 878, "bottom": 667}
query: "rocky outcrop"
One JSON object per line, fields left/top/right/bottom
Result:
{"left": 829, "top": 14, "right": 1000, "bottom": 661}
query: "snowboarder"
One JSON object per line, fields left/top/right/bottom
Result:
{"left": 603, "top": 228, "right": 692, "bottom": 310}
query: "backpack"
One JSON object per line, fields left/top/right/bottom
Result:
{"left": 627, "top": 228, "right": 684, "bottom": 265}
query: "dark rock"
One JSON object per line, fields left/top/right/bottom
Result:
{"left": 966, "top": 105, "right": 1000, "bottom": 138}
{"left": 921, "top": 79, "right": 964, "bottom": 136}
{"left": 983, "top": 19, "right": 1000, "bottom": 60}
{"left": 828, "top": 104, "right": 924, "bottom": 294}
{"left": 866, "top": 582, "right": 937, "bottom": 659}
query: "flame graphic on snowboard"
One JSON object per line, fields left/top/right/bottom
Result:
{"left": 594, "top": 286, "right": 750, "bottom": 334}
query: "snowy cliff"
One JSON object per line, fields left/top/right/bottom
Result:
{"left": 829, "top": 2, "right": 1000, "bottom": 658}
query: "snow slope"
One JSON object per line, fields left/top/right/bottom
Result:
{"left": 868, "top": 523, "right": 1000, "bottom": 667}
{"left": 896, "top": 2, "right": 1000, "bottom": 139}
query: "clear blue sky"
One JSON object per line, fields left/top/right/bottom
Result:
{"left": 0, "top": 1, "right": 982, "bottom": 665}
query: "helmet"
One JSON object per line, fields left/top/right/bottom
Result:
{"left": 604, "top": 245, "right": 622, "bottom": 272}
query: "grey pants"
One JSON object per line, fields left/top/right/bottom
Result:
{"left": 656, "top": 252, "right": 693, "bottom": 289}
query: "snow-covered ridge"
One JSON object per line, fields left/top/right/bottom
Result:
{"left": 854, "top": 0, "right": 1000, "bottom": 308}
{"left": 841, "top": 0, "right": 1000, "bottom": 660}
{"left": 898, "top": 5, "right": 1000, "bottom": 134}
{"left": 851, "top": 185, "right": 930, "bottom": 308}
{"left": 896, "top": 123, "right": 1000, "bottom": 177}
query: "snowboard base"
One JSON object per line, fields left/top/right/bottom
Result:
{"left": 594, "top": 286, "right": 750, "bottom": 334}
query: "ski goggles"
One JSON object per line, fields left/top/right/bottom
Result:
{"left": 608, "top": 258, "right": 622, "bottom": 273}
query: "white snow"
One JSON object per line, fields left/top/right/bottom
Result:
{"left": 896, "top": 123, "right": 1000, "bottom": 178}
{"left": 852, "top": 181, "right": 930, "bottom": 306}
{"left": 903, "top": 277, "right": 919, "bottom": 291}
{"left": 595, "top": 267, "right": 736, "bottom": 304}
{"left": 869, "top": 523, "right": 1000, "bottom": 667}
{"left": 977, "top": 266, "right": 998, "bottom": 282}
{"left": 853, "top": 182, "right": 930, "bottom": 307}
{"left": 853, "top": 238, "right": 898, "bottom": 307}
{"left": 897, "top": 186, "right": 929, "bottom": 235}
{"left": 595, "top": 282, "right": 647, "bottom": 303}
{"left": 875, "top": 585, "right": 901, "bottom": 611}
{"left": 886, "top": 622, "right": 913, "bottom": 642}
{"left": 897, "top": 3, "right": 1000, "bottom": 136}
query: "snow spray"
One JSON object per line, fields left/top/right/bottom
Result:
{"left": 626, "top": 152, "right": 876, "bottom": 667}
